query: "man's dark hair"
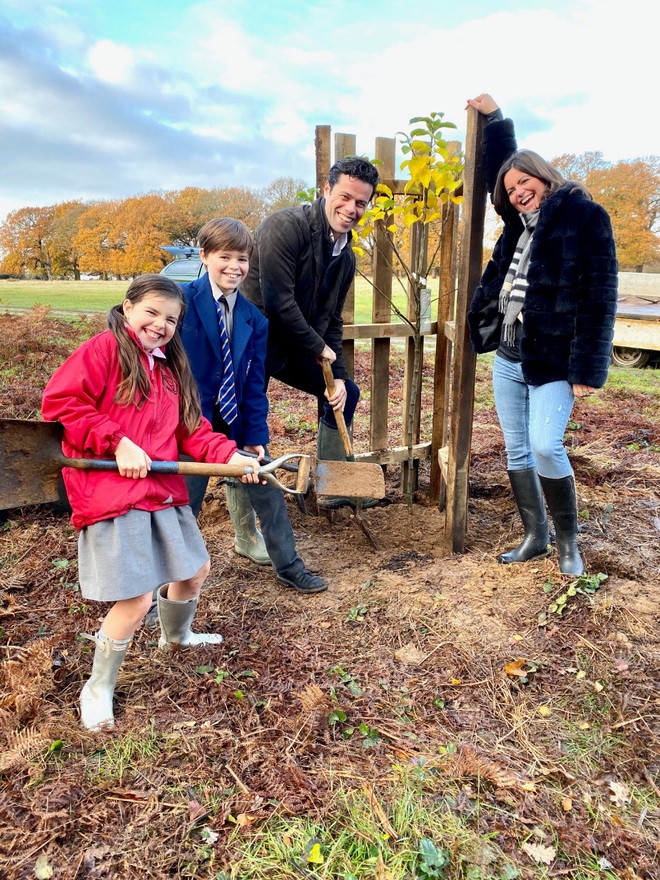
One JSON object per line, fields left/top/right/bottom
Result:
{"left": 327, "top": 156, "right": 379, "bottom": 197}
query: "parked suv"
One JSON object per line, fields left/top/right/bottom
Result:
{"left": 159, "top": 245, "right": 205, "bottom": 282}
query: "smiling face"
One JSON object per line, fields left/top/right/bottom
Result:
{"left": 503, "top": 167, "right": 548, "bottom": 213}
{"left": 323, "top": 173, "right": 373, "bottom": 236}
{"left": 122, "top": 292, "right": 181, "bottom": 352}
{"left": 201, "top": 248, "right": 249, "bottom": 295}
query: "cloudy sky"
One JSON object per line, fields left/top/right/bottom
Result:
{"left": 0, "top": 0, "right": 654, "bottom": 224}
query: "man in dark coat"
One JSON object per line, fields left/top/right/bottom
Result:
{"left": 242, "top": 156, "right": 380, "bottom": 509}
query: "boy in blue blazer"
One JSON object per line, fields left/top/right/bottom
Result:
{"left": 179, "top": 218, "right": 326, "bottom": 594}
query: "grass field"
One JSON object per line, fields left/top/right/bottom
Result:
{"left": 0, "top": 276, "right": 437, "bottom": 324}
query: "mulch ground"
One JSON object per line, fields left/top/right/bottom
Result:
{"left": 0, "top": 310, "right": 658, "bottom": 879}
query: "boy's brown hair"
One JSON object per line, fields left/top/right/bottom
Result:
{"left": 197, "top": 218, "right": 254, "bottom": 257}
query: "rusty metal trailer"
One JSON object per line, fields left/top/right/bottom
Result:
{"left": 612, "top": 274, "right": 660, "bottom": 369}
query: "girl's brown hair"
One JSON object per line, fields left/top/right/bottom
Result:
{"left": 107, "top": 274, "right": 202, "bottom": 434}
{"left": 493, "top": 149, "right": 590, "bottom": 216}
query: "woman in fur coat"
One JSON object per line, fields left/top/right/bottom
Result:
{"left": 466, "top": 93, "right": 618, "bottom": 577}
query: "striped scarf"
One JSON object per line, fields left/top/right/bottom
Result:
{"left": 499, "top": 209, "right": 539, "bottom": 345}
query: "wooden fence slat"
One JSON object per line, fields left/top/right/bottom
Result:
{"left": 443, "top": 111, "right": 486, "bottom": 553}
{"left": 371, "top": 136, "right": 396, "bottom": 452}
{"left": 401, "top": 223, "right": 426, "bottom": 494}
{"left": 430, "top": 140, "right": 461, "bottom": 505}
{"left": 335, "top": 132, "right": 358, "bottom": 378}
{"left": 355, "top": 442, "right": 431, "bottom": 465}
{"left": 344, "top": 322, "right": 438, "bottom": 340}
{"left": 315, "top": 126, "right": 331, "bottom": 199}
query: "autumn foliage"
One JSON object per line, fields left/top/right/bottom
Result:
{"left": 0, "top": 178, "right": 305, "bottom": 279}
{"left": 552, "top": 152, "right": 660, "bottom": 270}
{"left": 1, "top": 155, "right": 659, "bottom": 278}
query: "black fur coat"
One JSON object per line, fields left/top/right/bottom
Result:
{"left": 468, "top": 119, "right": 618, "bottom": 388}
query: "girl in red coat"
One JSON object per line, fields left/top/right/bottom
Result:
{"left": 42, "top": 274, "right": 260, "bottom": 731}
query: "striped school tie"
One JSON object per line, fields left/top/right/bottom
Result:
{"left": 215, "top": 297, "right": 238, "bottom": 424}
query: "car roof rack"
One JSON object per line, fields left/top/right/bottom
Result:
{"left": 159, "top": 245, "right": 200, "bottom": 259}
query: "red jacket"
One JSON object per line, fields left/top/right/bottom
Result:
{"left": 41, "top": 329, "right": 237, "bottom": 529}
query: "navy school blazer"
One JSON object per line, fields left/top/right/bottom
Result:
{"left": 179, "top": 274, "right": 270, "bottom": 449}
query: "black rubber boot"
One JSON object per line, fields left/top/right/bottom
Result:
{"left": 498, "top": 468, "right": 550, "bottom": 564}
{"left": 539, "top": 475, "right": 585, "bottom": 577}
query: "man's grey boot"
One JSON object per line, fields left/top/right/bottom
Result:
{"left": 80, "top": 627, "right": 131, "bottom": 731}
{"left": 539, "top": 475, "right": 585, "bottom": 577}
{"left": 498, "top": 468, "right": 551, "bottom": 564}
{"left": 225, "top": 478, "right": 271, "bottom": 565}
{"left": 316, "top": 421, "right": 378, "bottom": 510}
{"left": 157, "top": 585, "right": 224, "bottom": 650}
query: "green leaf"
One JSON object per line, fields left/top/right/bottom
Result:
{"left": 419, "top": 836, "right": 449, "bottom": 875}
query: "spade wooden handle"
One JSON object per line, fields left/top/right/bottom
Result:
{"left": 321, "top": 358, "right": 353, "bottom": 460}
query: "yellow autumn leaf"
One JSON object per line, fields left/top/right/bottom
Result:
{"left": 562, "top": 797, "right": 573, "bottom": 812}
{"left": 538, "top": 705, "right": 552, "bottom": 717}
{"left": 593, "top": 681, "right": 604, "bottom": 692}
{"left": 576, "top": 670, "right": 586, "bottom": 680}
{"left": 449, "top": 678, "right": 462, "bottom": 685}
{"left": 307, "top": 842, "right": 324, "bottom": 864}
{"left": 504, "top": 658, "right": 528, "bottom": 677}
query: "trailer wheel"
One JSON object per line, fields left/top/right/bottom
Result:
{"left": 611, "top": 346, "right": 651, "bottom": 369}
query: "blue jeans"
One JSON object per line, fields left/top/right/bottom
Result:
{"left": 492, "top": 355, "right": 575, "bottom": 479}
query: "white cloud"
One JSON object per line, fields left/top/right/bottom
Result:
{"left": 0, "top": 0, "right": 656, "bottom": 226}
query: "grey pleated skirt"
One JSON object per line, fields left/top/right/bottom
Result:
{"left": 78, "top": 506, "right": 210, "bottom": 602}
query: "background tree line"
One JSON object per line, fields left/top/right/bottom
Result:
{"left": 1, "top": 152, "right": 659, "bottom": 281}
{"left": 0, "top": 177, "right": 305, "bottom": 280}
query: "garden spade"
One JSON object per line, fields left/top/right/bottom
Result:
{"left": 0, "top": 419, "right": 309, "bottom": 511}
{"left": 320, "top": 359, "right": 385, "bottom": 515}
{"left": 0, "top": 418, "right": 385, "bottom": 511}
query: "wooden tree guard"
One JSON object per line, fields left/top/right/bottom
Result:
{"left": 313, "top": 113, "right": 485, "bottom": 553}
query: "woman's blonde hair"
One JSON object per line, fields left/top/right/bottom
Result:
{"left": 107, "top": 274, "right": 202, "bottom": 434}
